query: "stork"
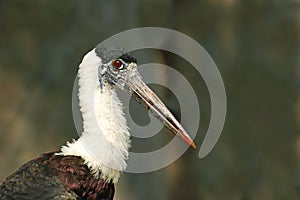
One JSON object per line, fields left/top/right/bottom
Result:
{"left": 0, "top": 46, "right": 195, "bottom": 200}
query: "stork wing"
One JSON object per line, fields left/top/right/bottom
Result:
{"left": 0, "top": 156, "right": 79, "bottom": 200}
{"left": 0, "top": 151, "right": 115, "bottom": 200}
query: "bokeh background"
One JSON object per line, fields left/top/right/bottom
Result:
{"left": 0, "top": 0, "right": 299, "bottom": 199}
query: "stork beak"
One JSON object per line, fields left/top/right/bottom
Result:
{"left": 124, "top": 67, "right": 196, "bottom": 148}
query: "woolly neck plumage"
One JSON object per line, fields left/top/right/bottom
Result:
{"left": 59, "top": 49, "right": 131, "bottom": 183}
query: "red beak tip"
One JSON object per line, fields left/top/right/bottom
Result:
{"left": 190, "top": 142, "right": 196, "bottom": 149}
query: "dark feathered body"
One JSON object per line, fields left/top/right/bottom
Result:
{"left": 0, "top": 151, "right": 114, "bottom": 200}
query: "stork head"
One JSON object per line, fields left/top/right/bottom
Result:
{"left": 95, "top": 46, "right": 196, "bottom": 148}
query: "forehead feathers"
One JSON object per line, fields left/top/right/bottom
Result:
{"left": 95, "top": 46, "right": 137, "bottom": 64}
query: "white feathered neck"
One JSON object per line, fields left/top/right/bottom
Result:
{"left": 59, "top": 49, "right": 131, "bottom": 183}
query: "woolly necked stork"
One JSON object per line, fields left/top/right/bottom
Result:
{"left": 0, "top": 46, "right": 195, "bottom": 200}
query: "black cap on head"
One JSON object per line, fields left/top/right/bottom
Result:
{"left": 95, "top": 46, "right": 137, "bottom": 64}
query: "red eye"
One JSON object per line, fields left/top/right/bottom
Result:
{"left": 112, "top": 59, "right": 123, "bottom": 69}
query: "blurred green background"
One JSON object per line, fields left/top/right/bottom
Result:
{"left": 0, "top": 0, "right": 299, "bottom": 199}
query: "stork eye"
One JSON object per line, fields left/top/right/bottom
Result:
{"left": 112, "top": 59, "right": 123, "bottom": 69}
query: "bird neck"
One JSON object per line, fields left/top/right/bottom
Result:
{"left": 59, "top": 49, "right": 131, "bottom": 183}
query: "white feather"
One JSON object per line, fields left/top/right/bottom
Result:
{"left": 58, "top": 49, "right": 131, "bottom": 183}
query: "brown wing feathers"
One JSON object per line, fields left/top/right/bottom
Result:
{"left": 0, "top": 151, "right": 115, "bottom": 200}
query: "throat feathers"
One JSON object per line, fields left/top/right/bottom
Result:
{"left": 59, "top": 49, "right": 131, "bottom": 183}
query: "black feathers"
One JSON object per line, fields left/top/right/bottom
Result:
{"left": 95, "top": 46, "right": 137, "bottom": 64}
{"left": 0, "top": 151, "right": 115, "bottom": 200}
